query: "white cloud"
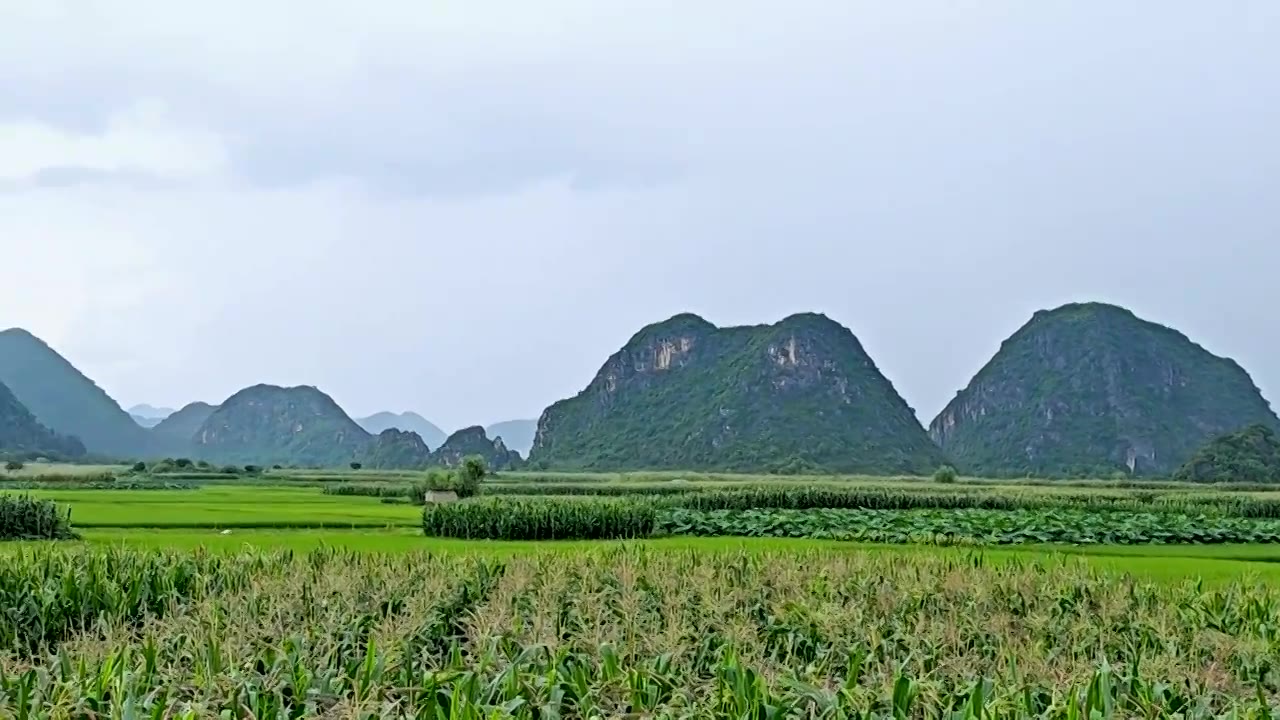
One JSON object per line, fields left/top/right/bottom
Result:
{"left": 0, "top": 100, "right": 226, "bottom": 183}
{"left": 0, "top": 0, "right": 1277, "bottom": 429}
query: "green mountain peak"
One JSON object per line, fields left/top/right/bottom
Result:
{"left": 930, "top": 302, "right": 1280, "bottom": 477}
{"left": 529, "top": 313, "right": 942, "bottom": 474}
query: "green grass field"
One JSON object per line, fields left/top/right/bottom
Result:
{"left": 8, "top": 475, "right": 1280, "bottom": 586}
{"left": 21, "top": 486, "right": 420, "bottom": 527}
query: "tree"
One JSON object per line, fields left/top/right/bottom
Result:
{"left": 4, "top": 461, "right": 23, "bottom": 472}
{"left": 175, "top": 458, "right": 193, "bottom": 469}
{"left": 132, "top": 461, "right": 147, "bottom": 473}
{"left": 933, "top": 465, "right": 958, "bottom": 484}
{"left": 350, "top": 462, "right": 363, "bottom": 471}
{"left": 455, "top": 456, "right": 488, "bottom": 498}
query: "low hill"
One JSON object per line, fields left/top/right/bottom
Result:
{"left": 362, "top": 429, "right": 434, "bottom": 470}
{"left": 431, "top": 426, "right": 522, "bottom": 470}
{"left": 192, "top": 386, "right": 433, "bottom": 469}
{"left": 193, "top": 385, "right": 373, "bottom": 467}
{"left": 0, "top": 328, "right": 152, "bottom": 457}
{"left": 0, "top": 379, "right": 86, "bottom": 460}
{"left": 485, "top": 419, "right": 536, "bottom": 457}
{"left": 356, "top": 412, "right": 447, "bottom": 449}
{"left": 151, "top": 402, "right": 219, "bottom": 442}
{"left": 529, "top": 312, "right": 944, "bottom": 474}
{"left": 1174, "top": 424, "right": 1280, "bottom": 483}
{"left": 930, "top": 303, "right": 1280, "bottom": 477}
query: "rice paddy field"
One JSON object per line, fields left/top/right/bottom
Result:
{"left": 6, "top": 469, "right": 1280, "bottom": 716}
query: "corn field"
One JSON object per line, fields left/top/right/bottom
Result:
{"left": 2, "top": 546, "right": 1279, "bottom": 717}
{"left": 422, "top": 497, "right": 656, "bottom": 540}
{"left": 0, "top": 495, "right": 74, "bottom": 540}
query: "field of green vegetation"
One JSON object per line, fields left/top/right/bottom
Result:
{"left": 6, "top": 467, "right": 1280, "bottom": 715}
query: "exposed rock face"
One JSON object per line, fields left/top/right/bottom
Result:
{"left": 356, "top": 412, "right": 447, "bottom": 450}
{"left": 193, "top": 385, "right": 372, "bottom": 467}
{"left": 430, "top": 426, "right": 522, "bottom": 470}
{"left": 529, "top": 312, "right": 944, "bottom": 474}
{"left": 930, "top": 302, "right": 1280, "bottom": 477}
{"left": 0, "top": 328, "right": 153, "bottom": 457}
{"left": 1174, "top": 424, "right": 1280, "bottom": 483}
{"left": 0, "top": 379, "right": 86, "bottom": 460}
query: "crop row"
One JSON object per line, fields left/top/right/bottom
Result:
{"left": 332, "top": 480, "right": 1280, "bottom": 519}
{"left": 660, "top": 507, "right": 1280, "bottom": 545}
{"left": 2, "top": 546, "right": 1279, "bottom": 717}
{"left": 420, "top": 496, "right": 1280, "bottom": 544}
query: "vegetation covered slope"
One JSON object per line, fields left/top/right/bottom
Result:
{"left": 485, "top": 419, "right": 537, "bottom": 457}
{"left": 192, "top": 385, "right": 376, "bottom": 467}
{"left": 430, "top": 426, "right": 523, "bottom": 470}
{"left": 930, "top": 303, "right": 1280, "bottom": 477}
{"left": 0, "top": 380, "right": 86, "bottom": 460}
{"left": 1174, "top": 424, "right": 1280, "bottom": 482}
{"left": 0, "top": 328, "right": 152, "bottom": 457}
{"left": 356, "top": 412, "right": 446, "bottom": 449}
{"left": 529, "top": 312, "right": 944, "bottom": 474}
{"left": 361, "top": 429, "right": 433, "bottom": 470}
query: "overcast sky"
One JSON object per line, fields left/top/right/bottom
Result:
{"left": 1, "top": 1, "right": 1277, "bottom": 431}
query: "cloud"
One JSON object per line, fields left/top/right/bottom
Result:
{"left": 0, "top": 100, "right": 226, "bottom": 189}
{"left": 0, "top": 0, "right": 1277, "bottom": 430}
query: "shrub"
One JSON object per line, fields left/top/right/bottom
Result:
{"left": 5, "top": 461, "right": 24, "bottom": 472}
{"left": 422, "top": 497, "right": 656, "bottom": 540}
{"left": 243, "top": 465, "right": 261, "bottom": 474}
{"left": 350, "top": 462, "right": 363, "bottom": 471}
{"left": 131, "top": 461, "right": 147, "bottom": 473}
{"left": 933, "top": 465, "right": 958, "bottom": 484}
{"left": 220, "top": 465, "right": 240, "bottom": 475}
{"left": 175, "top": 458, "right": 193, "bottom": 469}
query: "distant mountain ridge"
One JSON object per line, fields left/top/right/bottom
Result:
{"left": 929, "top": 302, "right": 1280, "bottom": 477}
{"left": 187, "top": 385, "right": 517, "bottom": 469}
{"left": 356, "top": 412, "right": 447, "bottom": 450}
{"left": 0, "top": 328, "right": 153, "bottom": 457}
{"left": 129, "top": 404, "right": 175, "bottom": 420}
{"left": 529, "top": 312, "right": 944, "bottom": 474}
{"left": 485, "top": 419, "right": 536, "bottom": 457}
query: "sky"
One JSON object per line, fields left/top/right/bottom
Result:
{"left": 1, "top": 1, "right": 1278, "bottom": 431}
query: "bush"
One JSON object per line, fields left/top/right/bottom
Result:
{"left": 933, "top": 465, "right": 958, "bottom": 484}
{"left": 0, "top": 495, "right": 75, "bottom": 540}
{"left": 197, "top": 461, "right": 212, "bottom": 470}
{"left": 175, "top": 458, "right": 193, "bottom": 469}
{"left": 422, "top": 497, "right": 656, "bottom": 540}
{"left": 350, "top": 462, "right": 363, "bottom": 471}
{"left": 243, "top": 465, "right": 261, "bottom": 474}
{"left": 5, "top": 461, "right": 24, "bottom": 472}
{"left": 131, "top": 461, "right": 147, "bottom": 473}
{"left": 220, "top": 465, "right": 240, "bottom": 475}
